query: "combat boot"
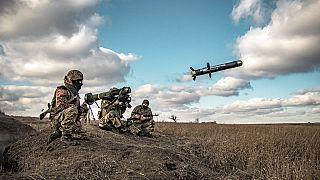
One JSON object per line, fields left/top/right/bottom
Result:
{"left": 118, "top": 126, "right": 128, "bottom": 134}
{"left": 47, "top": 130, "right": 62, "bottom": 144}
{"left": 60, "top": 134, "right": 79, "bottom": 146}
{"left": 137, "top": 128, "right": 153, "bottom": 138}
{"left": 99, "top": 123, "right": 113, "bottom": 131}
{"left": 73, "top": 127, "right": 88, "bottom": 140}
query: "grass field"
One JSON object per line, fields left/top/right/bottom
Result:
{"left": 157, "top": 122, "right": 320, "bottom": 179}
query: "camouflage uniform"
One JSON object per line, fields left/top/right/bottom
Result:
{"left": 80, "top": 103, "right": 89, "bottom": 123}
{"left": 98, "top": 89, "right": 127, "bottom": 132}
{"left": 48, "top": 70, "right": 86, "bottom": 145}
{"left": 129, "top": 100, "right": 155, "bottom": 136}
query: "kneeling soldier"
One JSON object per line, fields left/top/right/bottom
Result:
{"left": 129, "top": 99, "right": 155, "bottom": 137}
{"left": 47, "top": 70, "right": 87, "bottom": 145}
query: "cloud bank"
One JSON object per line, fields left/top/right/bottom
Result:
{"left": 131, "top": 83, "right": 319, "bottom": 123}
{"left": 0, "top": 0, "right": 138, "bottom": 86}
{"left": 231, "top": 0, "right": 320, "bottom": 79}
{"left": 0, "top": 0, "right": 138, "bottom": 115}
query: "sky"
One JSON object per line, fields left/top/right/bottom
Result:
{"left": 0, "top": 0, "right": 319, "bottom": 124}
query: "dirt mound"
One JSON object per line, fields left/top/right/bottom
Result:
{"left": 0, "top": 115, "right": 36, "bottom": 166}
{"left": 2, "top": 122, "right": 217, "bottom": 179}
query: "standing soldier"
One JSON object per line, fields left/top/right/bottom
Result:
{"left": 47, "top": 70, "right": 87, "bottom": 145}
{"left": 129, "top": 99, "right": 155, "bottom": 137}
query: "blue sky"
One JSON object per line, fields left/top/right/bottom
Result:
{"left": 0, "top": 0, "right": 319, "bottom": 123}
{"left": 99, "top": 0, "right": 247, "bottom": 84}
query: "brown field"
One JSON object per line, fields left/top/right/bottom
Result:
{"left": 1, "top": 115, "right": 319, "bottom": 179}
{"left": 157, "top": 122, "right": 320, "bottom": 179}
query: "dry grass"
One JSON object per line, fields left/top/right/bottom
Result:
{"left": 156, "top": 122, "right": 320, "bottom": 179}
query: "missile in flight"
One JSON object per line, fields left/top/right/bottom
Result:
{"left": 190, "top": 60, "right": 243, "bottom": 80}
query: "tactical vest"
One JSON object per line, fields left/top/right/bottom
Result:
{"left": 49, "top": 85, "right": 80, "bottom": 118}
{"left": 132, "top": 105, "right": 153, "bottom": 117}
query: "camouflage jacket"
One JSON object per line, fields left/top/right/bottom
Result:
{"left": 100, "top": 98, "right": 127, "bottom": 117}
{"left": 49, "top": 85, "right": 80, "bottom": 118}
{"left": 130, "top": 105, "right": 153, "bottom": 123}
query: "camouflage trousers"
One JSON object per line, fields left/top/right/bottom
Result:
{"left": 129, "top": 119, "right": 155, "bottom": 135}
{"left": 99, "top": 109, "right": 123, "bottom": 128}
{"left": 50, "top": 105, "right": 81, "bottom": 136}
{"left": 80, "top": 107, "right": 89, "bottom": 123}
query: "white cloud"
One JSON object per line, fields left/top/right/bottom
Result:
{"left": 133, "top": 84, "right": 162, "bottom": 96}
{"left": 196, "top": 77, "right": 251, "bottom": 97}
{"left": 0, "top": 0, "right": 99, "bottom": 39}
{"left": 0, "top": 85, "right": 51, "bottom": 101}
{"left": 311, "top": 107, "right": 320, "bottom": 114}
{"left": 0, "top": 45, "right": 136, "bottom": 86}
{"left": 0, "top": 0, "right": 138, "bottom": 115}
{"left": 232, "top": 0, "right": 272, "bottom": 25}
{"left": 132, "top": 84, "right": 200, "bottom": 107}
{"left": 231, "top": 0, "right": 320, "bottom": 79}
{"left": 132, "top": 80, "right": 251, "bottom": 109}
{"left": 216, "top": 89, "right": 320, "bottom": 115}
{"left": 284, "top": 90, "right": 320, "bottom": 106}
{"left": 130, "top": 81, "right": 252, "bottom": 122}
{"left": 0, "top": 85, "right": 53, "bottom": 115}
{"left": 219, "top": 98, "right": 283, "bottom": 113}
{"left": 0, "top": 0, "right": 137, "bottom": 87}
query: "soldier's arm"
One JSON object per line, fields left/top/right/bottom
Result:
{"left": 79, "top": 102, "right": 89, "bottom": 114}
{"left": 130, "top": 106, "right": 140, "bottom": 118}
{"left": 141, "top": 108, "right": 153, "bottom": 121}
{"left": 55, "top": 88, "right": 72, "bottom": 111}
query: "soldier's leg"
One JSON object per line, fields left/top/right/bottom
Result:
{"left": 147, "top": 119, "right": 155, "bottom": 132}
{"left": 99, "top": 109, "right": 113, "bottom": 130}
{"left": 80, "top": 113, "right": 88, "bottom": 123}
{"left": 60, "top": 106, "right": 79, "bottom": 145}
{"left": 107, "top": 109, "right": 129, "bottom": 133}
{"left": 108, "top": 110, "right": 122, "bottom": 128}
{"left": 128, "top": 123, "right": 141, "bottom": 135}
{"left": 138, "top": 120, "right": 154, "bottom": 137}
{"left": 47, "top": 113, "right": 63, "bottom": 144}
{"left": 141, "top": 119, "right": 155, "bottom": 132}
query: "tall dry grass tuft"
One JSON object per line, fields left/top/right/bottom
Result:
{"left": 157, "top": 122, "right": 320, "bottom": 179}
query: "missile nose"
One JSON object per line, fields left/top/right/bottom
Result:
{"left": 237, "top": 60, "right": 243, "bottom": 66}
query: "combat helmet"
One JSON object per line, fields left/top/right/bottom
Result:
{"left": 142, "top": 99, "right": 149, "bottom": 106}
{"left": 66, "top": 70, "right": 83, "bottom": 81}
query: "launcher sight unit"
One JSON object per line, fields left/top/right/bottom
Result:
{"left": 190, "top": 60, "right": 243, "bottom": 80}
{"left": 84, "top": 87, "right": 132, "bottom": 108}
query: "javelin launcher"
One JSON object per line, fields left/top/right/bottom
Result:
{"left": 190, "top": 60, "right": 243, "bottom": 80}
{"left": 84, "top": 87, "right": 132, "bottom": 108}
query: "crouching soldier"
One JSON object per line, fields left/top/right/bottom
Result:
{"left": 129, "top": 99, "right": 155, "bottom": 137}
{"left": 47, "top": 70, "right": 87, "bottom": 145}
{"left": 98, "top": 87, "right": 129, "bottom": 133}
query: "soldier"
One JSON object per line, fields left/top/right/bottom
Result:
{"left": 98, "top": 88, "right": 128, "bottom": 133}
{"left": 47, "top": 70, "right": 87, "bottom": 145}
{"left": 129, "top": 99, "right": 155, "bottom": 137}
